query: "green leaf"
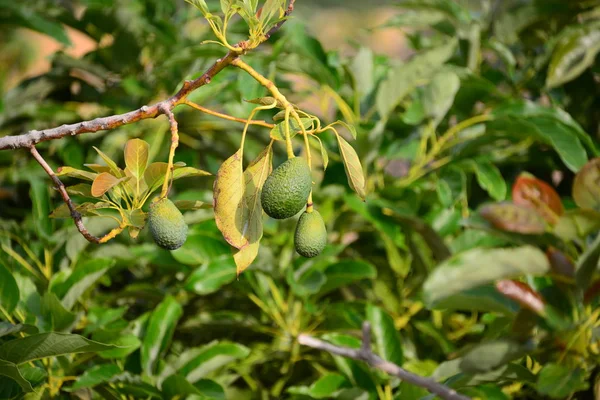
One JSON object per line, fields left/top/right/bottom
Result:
{"left": 376, "top": 38, "right": 457, "bottom": 119}
{"left": 28, "top": 178, "right": 52, "bottom": 240}
{"left": 423, "top": 246, "right": 549, "bottom": 309}
{"left": 140, "top": 295, "right": 183, "bottom": 376}
{"left": 70, "top": 364, "right": 121, "bottom": 390}
{"left": 97, "top": 334, "right": 141, "bottom": 359}
{"left": 0, "top": 323, "right": 37, "bottom": 339}
{"left": 185, "top": 256, "right": 236, "bottom": 295}
{"left": 422, "top": 70, "right": 460, "bottom": 125}
{"left": 56, "top": 167, "right": 97, "bottom": 181}
{"left": 335, "top": 133, "right": 366, "bottom": 200}
{"left": 319, "top": 261, "right": 377, "bottom": 295}
{"left": 459, "top": 339, "right": 533, "bottom": 374}
{"left": 350, "top": 47, "right": 374, "bottom": 99}
{"left": 537, "top": 364, "right": 588, "bottom": 399}
{"left": 0, "top": 264, "right": 19, "bottom": 314}
{"left": 92, "top": 146, "right": 124, "bottom": 177}
{"left": 554, "top": 209, "right": 600, "bottom": 241}
{"left": 54, "top": 258, "right": 115, "bottom": 310}
{"left": 0, "top": 3, "right": 70, "bottom": 45}
{"left": 366, "top": 305, "right": 403, "bottom": 365}
{"left": 425, "top": 284, "right": 518, "bottom": 314}
{"left": 171, "top": 233, "right": 230, "bottom": 266}
{"left": 177, "top": 341, "right": 250, "bottom": 383}
{"left": 288, "top": 373, "right": 350, "bottom": 398}
{"left": 575, "top": 233, "right": 600, "bottom": 290}
{"left": 470, "top": 160, "right": 507, "bottom": 201}
{"left": 41, "top": 292, "right": 76, "bottom": 332}
{"left": 0, "top": 360, "right": 34, "bottom": 392}
{"left": 269, "top": 118, "right": 312, "bottom": 142}
{"left": 162, "top": 374, "right": 202, "bottom": 399}
{"left": 0, "top": 333, "right": 114, "bottom": 364}
{"left": 547, "top": 25, "right": 600, "bottom": 88}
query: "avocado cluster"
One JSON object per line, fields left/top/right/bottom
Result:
{"left": 260, "top": 156, "right": 326, "bottom": 258}
{"left": 148, "top": 198, "right": 188, "bottom": 250}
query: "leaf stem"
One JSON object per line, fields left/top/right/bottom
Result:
{"left": 184, "top": 100, "right": 274, "bottom": 128}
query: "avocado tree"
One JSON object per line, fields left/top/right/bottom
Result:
{"left": 1, "top": 0, "right": 600, "bottom": 399}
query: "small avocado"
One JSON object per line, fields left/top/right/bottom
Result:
{"left": 294, "top": 210, "right": 326, "bottom": 258}
{"left": 148, "top": 197, "right": 188, "bottom": 250}
{"left": 261, "top": 157, "right": 312, "bottom": 219}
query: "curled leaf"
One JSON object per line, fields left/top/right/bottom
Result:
{"left": 335, "top": 133, "right": 366, "bottom": 200}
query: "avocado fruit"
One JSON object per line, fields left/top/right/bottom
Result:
{"left": 294, "top": 210, "right": 326, "bottom": 258}
{"left": 261, "top": 157, "right": 312, "bottom": 219}
{"left": 148, "top": 197, "right": 188, "bottom": 250}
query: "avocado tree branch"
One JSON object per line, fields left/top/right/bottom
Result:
{"left": 298, "top": 322, "right": 471, "bottom": 400}
{"left": 0, "top": 0, "right": 295, "bottom": 151}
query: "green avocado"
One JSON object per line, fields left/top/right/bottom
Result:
{"left": 261, "top": 157, "right": 312, "bottom": 219}
{"left": 148, "top": 198, "right": 188, "bottom": 250}
{"left": 294, "top": 210, "right": 327, "bottom": 258}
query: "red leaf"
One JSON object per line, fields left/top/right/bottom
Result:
{"left": 545, "top": 247, "right": 575, "bottom": 280}
{"left": 512, "top": 174, "right": 563, "bottom": 224}
{"left": 496, "top": 280, "right": 545, "bottom": 315}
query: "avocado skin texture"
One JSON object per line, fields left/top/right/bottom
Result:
{"left": 261, "top": 157, "right": 312, "bottom": 219}
{"left": 148, "top": 198, "right": 188, "bottom": 250}
{"left": 294, "top": 210, "right": 326, "bottom": 258}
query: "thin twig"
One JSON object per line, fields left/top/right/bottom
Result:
{"left": 184, "top": 100, "right": 274, "bottom": 128}
{"left": 298, "top": 322, "right": 471, "bottom": 400}
{"left": 29, "top": 146, "right": 126, "bottom": 244}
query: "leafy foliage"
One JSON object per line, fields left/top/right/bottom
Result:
{"left": 1, "top": 0, "right": 600, "bottom": 399}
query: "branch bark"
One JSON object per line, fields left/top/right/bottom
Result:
{"left": 298, "top": 322, "right": 471, "bottom": 400}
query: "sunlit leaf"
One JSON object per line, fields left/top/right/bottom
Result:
{"left": 213, "top": 149, "right": 247, "bottom": 249}
{"left": 335, "top": 133, "right": 366, "bottom": 200}
{"left": 92, "top": 147, "right": 124, "bottom": 177}
{"left": 56, "top": 167, "right": 97, "bottom": 181}
{"left": 173, "top": 200, "right": 211, "bottom": 210}
{"left": 269, "top": 118, "right": 311, "bottom": 142}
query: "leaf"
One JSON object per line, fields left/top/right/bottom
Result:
{"left": 91, "top": 173, "right": 128, "bottom": 197}
{"left": 495, "top": 280, "right": 545, "bottom": 315}
{"left": 213, "top": 149, "right": 247, "bottom": 249}
{"left": 512, "top": 174, "right": 563, "bottom": 224}
{"left": 376, "top": 38, "right": 457, "bottom": 119}
{"left": 459, "top": 339, "right": 534, "bottom": 374}
{"left": 54, "top": 258, "right": 115, "bottom": 310}
{"left": 573, "top": 158, "right": 600, "bottom": 211}
{"left": 421, "top": 284, "right": 518, "bottom": 314}
{"left": 84, "top": 164, "right": 112, "bottom": 173}
{"left": 575, "top": 233, "right": 600, "bottom": 290}
{"left": 0, "top": 333, "right": 114, "bottom": 364}
{"left": 350, "top": 47, "right": 374, "bottom": 99}
{"left": 49, "top": 202, "right": 111, "bottom": 219}
{"left": 162, "top": 374, "right": 203, "bottom": 400}
{"left": 92, "top": 147, "right": 124, "bottom": 177}
{"left": 173, "top": 200, "right": 211, "bottom": 210}
{"left": 177, "top": 341, "right": 250, "bottom": 383}
{"left": 0, "top": 4, "right": 70, "bottom": 45}
{"left": 0, "top": 323, "right": 37, "bottom": 339}
{"left": 537, "top": 364, "right": 588, "bottom": 399}
{"left": 140, "top": 295, "right": 183, "bottom": 376}
{"left": 0, "top": 265, "right": 19, "bottom": 314}
{"left": 70, "top": 364, "right": 121, "bottom": 390}
{"left": 554, "top": 209, "right": 600, "bottom": 241}
{"left": 288, "top": 373, "right": 350, "bottom": 398}
{"left": 56, "top": 167, "right": 97, "bottom": 181}
{"left": 185, "top": 256, "right": 237, "bottom": 295}
{"left": 66, "top": 183, "right": 93, "bottom": 198}
{"left": 335, "top": 133, "right": 366, "bottom": 200}
{"left": 41, "top": 292, "right": 76, "bottom": 332}
{"left": 470, "top": 160, "right": 507, "bottom": 201}
{"left": 312, "top": 135, "right": 329, "bottom": 170}
{"left": 124, "top": 209, "right": 146, "bottom": 228}
{"left": 124, "top": 139, "right": 149, "bottom": 179}
{"left": 479, "top": 202, "right": 547, "bottom": 234}
{"left": 28, "top": 178, "right": 52, "bottom": 240}
{"left": 233, "top": 144, "right": 272, "bottom": 274}
{"left": 319, "top": 261, "right": 377, "bottom": 295}
{"left": 366, "top": 305, "right": 403, "bottom": 365}
{"left": 269, "top": 118, "right": 311, "bottom": 142}
{"left": 0, "top": 360, "right": 34, "bottom": 392}
{"left": 547, "top": 26, "right": 600, "bottom": 88}
{"left": 423, "top": 246, "right": 550, "bottom": 309}
{"left": 97, "top": 334, "right": 141, "bottom": 359}
{"left": 422, "top": 70, "right": 460, "bottom": 125}
{"left": 171, "top": 233, "right": 230, "bottom": 266}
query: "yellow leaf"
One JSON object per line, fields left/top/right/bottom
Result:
{"left": 91, "top": 172, "right": 128, "bottom": 197}
{"left": 213, "top": 149, "right": 247, "bottom": 249}
{"left": 124, "top": 138, "right": 149, "bottom": 179}
{"left": 56, "top": 166, "right": 97, "bottom": 181}
{"left": 233, "top": 144, "right": 273, "bottom": 275}
{"left": 92, "top": 146, "right": 124, "bottom": 177}
{"left": 336, "top": 133, "right": 366, "bottom": 200}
